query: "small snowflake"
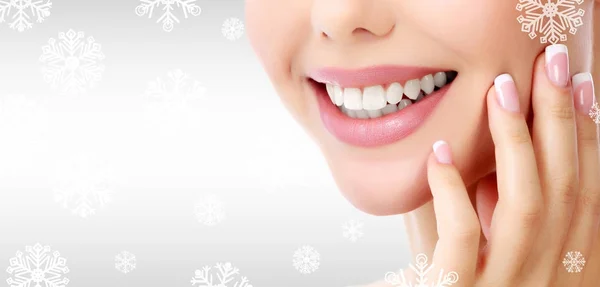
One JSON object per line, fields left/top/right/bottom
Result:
{"left": 190, "top": 262, "right": 252, "bottom": 287}
{"left": 39, "top": 29, "right": 106, "bottom": 94}
{"left": 590, "top": 101, "right": 600, "bottom": 124}
{"left": 51, "top": 153, "right": 114, "bottom": 218}
{"left": 385, "top": 253, "right": 459, "bottom": 287}
{"left": 135, "top": 0, "right": 201, "bottom": 32}
{"left": 222, "top": 17, "right": 244, "bottom": 41}
{"left": 342, "top": 220, "right": 364, "bottom": 242}
{"left": 292, "top": 245, "right": 320, "bottom": 275}
{"left": 0, "top": 0, "right": 52, "bottom": 32}
{"left": 563, "top": 251, "right": 586, "bottom": 273}
{"left": 6, "top": 243, "right": 70, "bottom": 287}
{"left": 145, "top": 69, "right": 206, "bottom": 101}
{"left": 194, "top": 194, "right": 226, "bottom": 226}
{"left": 115, "top": 251, "right": 137, "bottom": 274}
{"left": 516, "top": 0, "right": 585, "bottom": 44}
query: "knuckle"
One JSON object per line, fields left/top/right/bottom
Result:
{"left": 516, "top": 203, "right": 543, "bottom": 229}
{"left": 450, "top": 224, "right": 481, "bottom": 244}
{"left": 550, "top": 173, "right": 578, "bottom": 205}
{"left": 548, "top": 103, "right": 576, "bottom": 121}
{"left": 580, "top": 187, "right": 600, "bottom": 218}
{"left": 502, "top": 123, "right": 532, "bottom": 146}
{"left": 577, "top": 128, "right": 600, "bottom": 151}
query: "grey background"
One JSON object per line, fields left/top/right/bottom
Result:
{"left": 0, "top": 0, "right": 413, "bottom": 286}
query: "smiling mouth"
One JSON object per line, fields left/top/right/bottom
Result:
{"left": 312, "top": 71, "right": 457, "bottom": 119}
{"left": 307, "top": 65, "right": 458, "bottom": 147}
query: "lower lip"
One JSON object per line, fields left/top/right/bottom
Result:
{"left": 314, "top": 82, "right": 451, "bottom": 148}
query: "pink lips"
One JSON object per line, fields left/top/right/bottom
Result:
{"left": 308, "top": 66, "right": 452, "bottom": 148}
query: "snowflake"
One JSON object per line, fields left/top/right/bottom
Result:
{"left": 0, "top": 0, "right": 52, "bottom": 32}
{"left": 145, "top": 69, "right": 207, "bottom": 102}
{"left": 194, "top": 194, "right": 226, "bottom": 226}
{"left": 115, "top": 251, "right": 137, "bottom": 274}
{"left": 135, "top": 0, "right": 201, "bottom": 32}
{"left": 222, "top": 17, "right": 244, "bottom": 41}
{"left": 39, "top": 29, "right": 105, "bottom": 95}
{"left": 590, "top": 101, "right": 600, "bottom": 124}
{"left": 385, "top": 253, "right": 459, "bottom": 287}
{"left": 190, "top": 262, "right": 252, "bottom": 287}
{"left": 292, "top": 245, "right": 320, "bottom": 274}
{"left": 342, "top": 220, "right": 364, "bottom": 242}
{"left": 516, "top": 0, "right": 585, "bottom": 44}
{"left": 51, "top": 153, "right": 114, "bottom": 218}
{"left": 563, "top": 251, "right": 586, "bottom": 273}
{"left": 6, "top": 243, "right": 70, "bottom": 287}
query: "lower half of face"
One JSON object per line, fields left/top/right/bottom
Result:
{"left": 246, "top": 0, "right": 592, "bottom": 215}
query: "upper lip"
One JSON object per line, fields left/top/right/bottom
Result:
{"left": 307, "top": 65, "right": 448, "bottom": 88}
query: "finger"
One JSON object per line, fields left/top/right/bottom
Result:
{"left": 482, "top": 74, "right": 543, "bottom": 282}
{"left": 523, "top": 45, "right": 580, "bottom": 283}
{"left": 428, "top": 140, "right": 479, "bottom": 286}
{"left": 475, "top": 172, "right": 498, "bottom": 242}
{"left": 404, "top": 201, "right": 438, "bottom": 260}
{"left": 556, "top": 73, "right": 600, "bottom": 285}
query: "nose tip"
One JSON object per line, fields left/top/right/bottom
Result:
{"left": 312, "top": 0, "right": 395, "bottom": 43}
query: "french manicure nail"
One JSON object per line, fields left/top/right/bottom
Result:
{"left": 546, "top": 44, "right": 570, "bottom": 87}
{"left": 433, "top": 140, "right": 452, "bottom": 164}
{"left": 494, "top": 74, "right": 521, "bottom": 113}
{"left": 572, "top": 73, "right": 595, "bottom": 115}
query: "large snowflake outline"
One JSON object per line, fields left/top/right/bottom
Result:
{"left": 342, "top": 219, "right": 364, "bottom": 243}
{"left": 190, "top": 262, "right": 252, "bottom": 287}
{"left": 193, "top": 194, "right": 226, "bottom": 227}
{"left": 590, "top": 101, "right": 600, "bottom": 124}
{"left": 6, "top": 243, "right": 70, "bottom": 287}
{"left": 115, "top": 251, "right": 137, "bottom": 274}
{"left": 563, "top": 251, "right": 586, "bottom": 273}
{"left": 385, "top": 253, "right": 459, "bottom": 287}
{"left": 135, "top": 0, "right": 201, "bottom": 32}
{"left": 516, "top": 0, "right": 585, "bottom": 44}
{"left": 292, "top": 245, "right": 320, "bottom": 275}
{"left": 0, "top": 0, "right": 52, "bottom": 32}
{"left": 39, "top": 29, "right": 106, "bottom": 95}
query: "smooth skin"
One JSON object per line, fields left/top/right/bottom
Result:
{"left": 364, "top": 47, "right": 600, "bottom": 286}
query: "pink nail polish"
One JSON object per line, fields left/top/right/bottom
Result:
{"left": 546, "top": 44, "right": 569, "bottom": 87}
{"left": 433, "top": 140, "right": 452, "bottom": 164}
{"left": 572, "top": 73, "right": 595, "bottom": 115}
{"left": 494, "top": 74, "right": 521, "bottom": 113}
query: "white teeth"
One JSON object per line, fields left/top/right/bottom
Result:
{"left": 420, "top": 74, "right": 435, "bottom": 95}
{"left": 381, "top": 103, "right": 398, "bottom": 115}
{"left": 333, "top": 85, "right": 344, "bottom": 106}
{"left": 367, "top": 109, "right": 383, "bottom": 118}
{"left": 343, "top": 88, "right": 363, "bottom": 110}
{"left": 362, "top": 85, "right": 387, "bottom": 110}
{"left": 398, "top": 99, "right": 412, "bottom": 110}
{"left": 326, "top": 84, "right": 335, "bottom": 103}
{"left": 404, "top": 79, "right": 421, "bottom": 100}
{"left": 433, "top": 72, "right": 447, "bottom": 88}
{"left": 355, "top": 110, "right": 369, "bottom": 119}
{"left": 386, "top": 82, "right": 403, "bottom": 105}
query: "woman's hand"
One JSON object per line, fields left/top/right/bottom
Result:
{"left": 378, "top": 44, "right": 599, "bottom": 287}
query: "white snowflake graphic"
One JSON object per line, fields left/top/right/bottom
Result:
{"left": 563, "top": 251, "right": 586, "bottom": 273}
{"left": 222, "top": 17, "right": 244, "bottom": 41}
{"left": 115, "top": 251, "right": 137, "bottom": 274}
{"left": 385, "top": 253, "right": 459, "bottom": 287}
{"left": 145, "top": 69, "right": 207, "bottom": 101}
{"left": 190, "top": 262, "right": 252, "bottom": 287}
{"left": 342, "top": 220, "right": 364, "bottom": 242}
{"left": 51, "top": 153, "right": 114, "bottom": 218}
{"left": 0, "top": 0, "right": 52, "bottom": 32}
{"left": 516, "top": 0, "right": 585, "bottom": 44}
{"left": 6, "top": 243, "right": 70, "bottom": 287}
{"left": 135, "top": 0, "right": 201, "bottom": 32}
{"left": 292, "top": 245, "right": 320, "bottom": 275}
{"left": 194, "top": 194, "right": 226, "bottom": 226}
{"left": 590, "top": 101, "right": 600, "bottom": 124}
{"left": 39, "top": 29, "right": 105, "bottom": 94}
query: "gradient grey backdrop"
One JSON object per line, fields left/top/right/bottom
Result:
{"left": 0, "top": 0, "right": 413, "bottom": 286}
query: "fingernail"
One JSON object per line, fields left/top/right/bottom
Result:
{"left": 433, "top": 140, "right": 452, "bottom": 164}
{"left": 545, "top": 44, "right": 570, "bottom": 87}
{"left": 494, "top": 74, "right": 521, "bottom": 113}
{"left": 572, "top": 73, "right": 596, "bottom": 115}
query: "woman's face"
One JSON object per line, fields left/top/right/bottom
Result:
{"left": 245, "top": 0, "right": 593, "bottom": 215}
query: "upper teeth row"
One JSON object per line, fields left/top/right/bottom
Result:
{"left": 325, "top": 72, "right": 449, "bottom": 111}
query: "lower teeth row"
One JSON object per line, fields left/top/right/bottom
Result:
{"left": 339, "top": 91, "right": 427, "bottom": 119}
